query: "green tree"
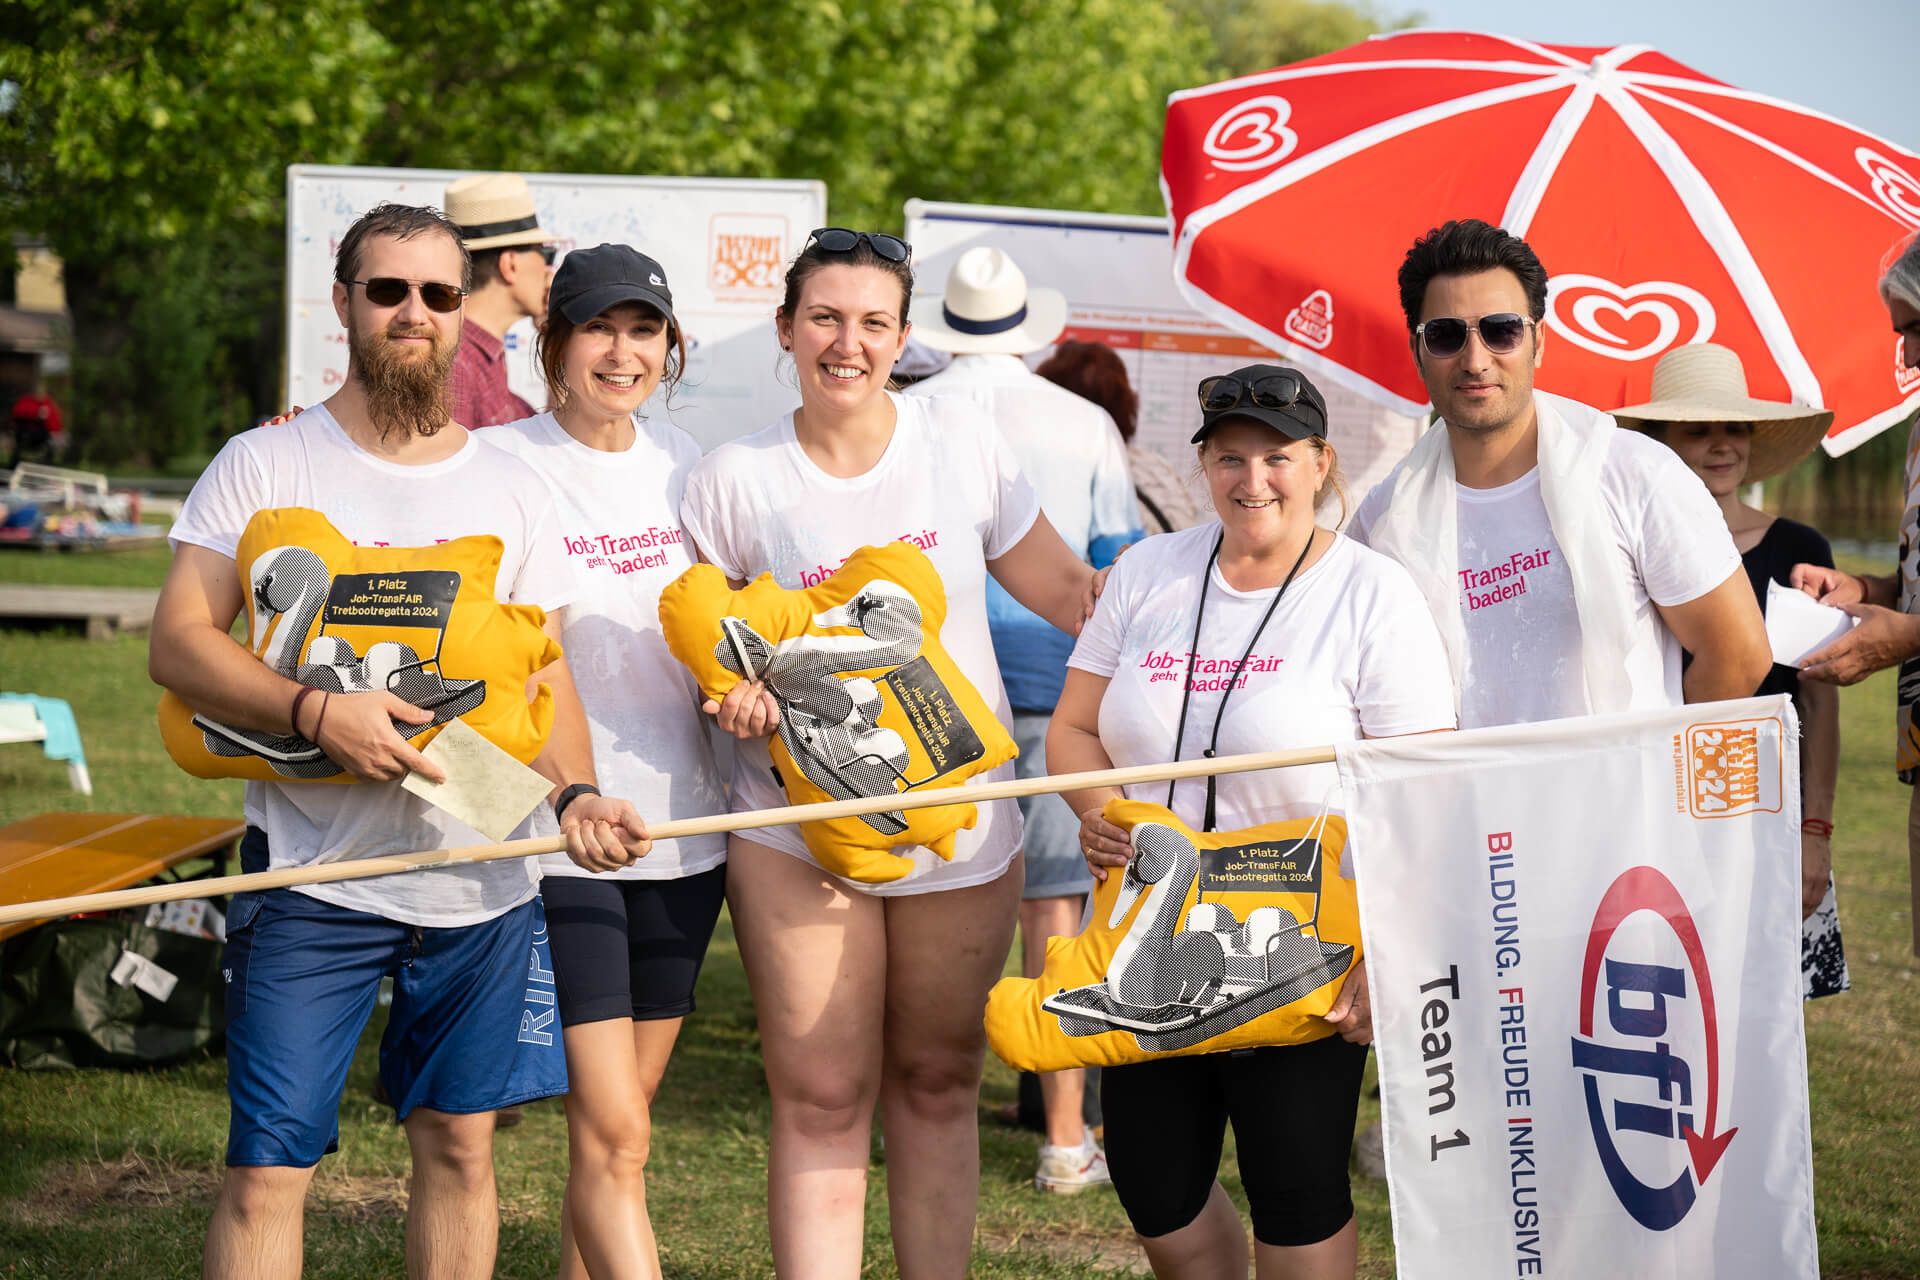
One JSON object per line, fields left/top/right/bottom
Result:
{"left": 1182, "top": 0, "right": 1421, "bottom": 79}
{"left": 0, "top": 1, "right": 389, "bottom": 466}
{"left": 2, "top": 1, "right": 382, "bottom": 463}
{"left": 351, "top": 0, "right": 1210, "bottom": 226}
{"left": 1, "top": 0, "right": 1212, "bottom": 463}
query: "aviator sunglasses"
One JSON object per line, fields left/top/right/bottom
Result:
{"left": 346, "top": 277, "right": 468, "bottom": 313}
{"left": 1416, "top": 312, "right": 1534, "bottom": 359}
{"left": 1196, "top": 368, "right": 1319, "bottom": 414}
{"left": 806, "top": 227, "right": 912, "bottom": 262}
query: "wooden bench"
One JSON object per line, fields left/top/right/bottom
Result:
{"left": 0, "top": 584, "right": 162, "bottom": 639}
{"left": 0, "top": 813, "right": 244, "bottom": 943}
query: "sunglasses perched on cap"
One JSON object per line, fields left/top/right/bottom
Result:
{"left": 1415, "top": 312, "right": 1535, "bottom": 358}
{"left": 1196, "top": 369, "right": 1319, "bottom": 414}
{"left": 346, "top": 277, "right": 468, "bottom": 313}
{"left": 806, "top": 227, "right": 912, "bottom": 263}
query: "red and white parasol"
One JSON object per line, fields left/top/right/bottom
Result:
{"left": 1161, "top": 29, "right": 1920, "bottom": 454}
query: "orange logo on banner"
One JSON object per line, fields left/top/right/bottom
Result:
{"left": 1896, "top": 336, "right": 1920, "bottom": 395}
{"left": 1284, "top": 289, "right": 1334, "bottom": 351}
{"left": 1681, "top": 718, "right": 1784, "bottom": 819}
{"left": 709, "top": 214, "right": 788, "bottom": 296}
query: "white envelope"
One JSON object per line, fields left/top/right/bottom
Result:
{"left": 1765, "top": 579, "right": 1858, "bottom": 669}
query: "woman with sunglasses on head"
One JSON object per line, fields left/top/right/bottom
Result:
{"left": 680, "top": 228, "right": 1103, "bottom": 1278}
{"left": 1048, "top": 364, "right": 1455, "bottom": 1280}
{"left": 484, "top": 244, "right": 728, "bottom": 1280}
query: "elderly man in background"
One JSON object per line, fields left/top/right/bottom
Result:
{"left": 1793, "top": 231, "right": 1920, "bottom": 954}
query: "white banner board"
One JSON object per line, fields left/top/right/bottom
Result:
{"left": 1336, "top": 699, "right": 1816, "bottom": 1279}
{"left": 903, "top": 200, "right": 1423, "bottom": 513}
{"left": 286, "top": 165, "right": 825, "bottom": 449}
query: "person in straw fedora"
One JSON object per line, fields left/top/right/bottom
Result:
{"left": 908, "top": 246, "right": 1141, "bottom": 1194}
{"left": 1616, "top": 340, "right": 1847, "bottom": 998}
{"left": 445, "top": 172, "right": 558, "bottom": 427}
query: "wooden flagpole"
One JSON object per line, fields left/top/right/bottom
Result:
{"left": 0, "top": 745, "right": 1336, "bottom": 929}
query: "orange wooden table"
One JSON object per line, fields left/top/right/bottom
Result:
{"left": 0, "top": 813, "right": 244, "bottom": 942}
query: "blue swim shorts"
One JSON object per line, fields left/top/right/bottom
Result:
{"left": 221, "top": 828, "right": 567, "bottom": 1168}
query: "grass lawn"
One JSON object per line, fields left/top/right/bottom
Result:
{"left": 0, "top": 550, "right": 1916, "bottom": 1277}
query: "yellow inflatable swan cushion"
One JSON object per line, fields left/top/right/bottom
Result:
{"left": 159, "top": 507, "right": 560, "bottom": 782}
{"left": 658, "top": 541, "right": 1017, "bottom": 884}
{"left": 985, "top": 799, "right": 1359, "bottom": 1071}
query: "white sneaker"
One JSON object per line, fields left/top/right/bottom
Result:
{"left": 1034, "top": 1137, "right": 1111, "bottom": 1194}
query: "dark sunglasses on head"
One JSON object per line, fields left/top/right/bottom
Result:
{"left": 1197, "top": 369, "right": 1316, "bottom": 414}
{"left": 806, "top": 227, "right": 912, "bottom": 263}
{"left": 1416, "top": 312, "right": 1534, "bottom": 358}
{"left": 348, "top": 277, "right": 467, "bottom": 313}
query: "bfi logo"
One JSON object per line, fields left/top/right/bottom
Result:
{"left": 1569, "top": 866, "right": 1735, "bottom": 1232}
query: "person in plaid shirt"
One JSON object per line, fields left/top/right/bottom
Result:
{"left": 445, "top": 173, "right": 557, "bottom": 427}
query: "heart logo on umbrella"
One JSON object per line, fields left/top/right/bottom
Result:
{"left": 1203, "top": 95, "right": 1299, "bottom": 173}
{"left": 1856, "top": 147, "right": 1920, "bottom": 229}
{"left": 1546, "top": 274, "right": 1717, "bottom": 363}
{"left": 1284, "top": 290, "right": 1335, "bottom": 350}
{"left": 1897, "top": 338, "right": 1920, "bottom": 395}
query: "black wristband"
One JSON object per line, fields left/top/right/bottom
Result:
{"left": 552, "top": 782, "right": 600, "bottom": 824}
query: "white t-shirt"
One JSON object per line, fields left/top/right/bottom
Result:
{"left": 679, "top": 391, "right": 1042, "bottom": 896}
{"left": 483, "top": 412, "right": 727, "bottom": 880}
{"left": 1348, "top": 429, "right": 1738, "bottom": 730}
{"left": 1068, "top": 525, "right": 1455, "bottom": 832}
{"left": 167, "top": 406, "right": 578, "bottom": 926}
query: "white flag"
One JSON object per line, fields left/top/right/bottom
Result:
{"left": 1336, "top": 697, "right": 1816, "bottom": 1279}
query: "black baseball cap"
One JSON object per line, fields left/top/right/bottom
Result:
{"left": 1190, "top": 362, "right": 1329, "bottom": 443}
{"left": 550, "top": 243, "right": 675, "bottom": 327}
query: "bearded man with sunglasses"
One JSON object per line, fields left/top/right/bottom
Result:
{"left": 1347, "top": 218, "right": 1770, "bottom": 730}
{"left": 153, "top": 202, "right": 648, "bottom": 1280}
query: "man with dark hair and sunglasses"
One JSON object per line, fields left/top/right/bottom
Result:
{"left": 1346, "top": 218, "right": 1770, "bottom": 731}
{"left": 445, "top": 173, "right": 559, "bottom": 427}
{"left": 153, "top": 200, "right": 650, "bottom": 1280}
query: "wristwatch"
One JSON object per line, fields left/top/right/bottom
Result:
{"left": 552, "top": 782, "right": 601, "bottom": 824}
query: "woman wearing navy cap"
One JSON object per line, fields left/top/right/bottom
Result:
{"left": 486, "top": 243, "right": 728, "bottom": 1280}
{"left": 1048, "top": 364, "right": 1456, "bottom": 1279}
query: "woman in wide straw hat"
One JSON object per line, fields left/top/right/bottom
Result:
{"left": 1616, "top": 340, "right": 1846, "bottom": 997}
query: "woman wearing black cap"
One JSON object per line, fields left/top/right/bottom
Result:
{"left": 485, "top": 243, "right": 728, "bottom": 1280}
{"left": 1047, "top": 363, "right": 1455, "bottom": 1279}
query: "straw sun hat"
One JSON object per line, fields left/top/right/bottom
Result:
{"left": 443, "top": 173, "right": 553, "bottom": 251}
{"left": 1613, "top": 342, "right": 1834, "bottom": 483}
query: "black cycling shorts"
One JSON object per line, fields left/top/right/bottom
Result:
{"left": 539, "top": 866, "right": 726, "bottom": 1026}
{"left": 1101, "top": 1033, "right": 1369, "bottom": 1246}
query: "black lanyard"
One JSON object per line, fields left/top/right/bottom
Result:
{"left": 1166, "top": 528, "right": 1315, "bottom": 832}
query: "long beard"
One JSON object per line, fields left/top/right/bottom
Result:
{"left": 349, "top": 322, "right": 456, "bottom": 442}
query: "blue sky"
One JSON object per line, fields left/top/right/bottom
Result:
{"left": 1404, "top": 0, "right": 1912, "bottom": 151}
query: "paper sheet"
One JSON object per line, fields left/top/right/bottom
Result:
{"left": 1765, "top": 579, "right": 1858, "bottom": 668}
{"left": 110, "top": 949, "right": 180, "bottom": 1002}
{"left": 400, "top": 719, "right": 553, "bottom": 842}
